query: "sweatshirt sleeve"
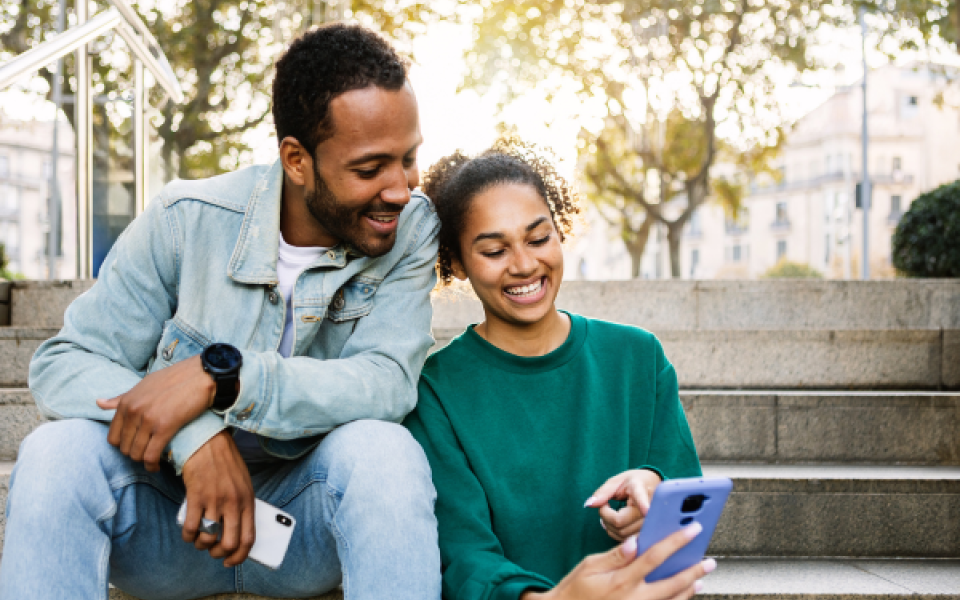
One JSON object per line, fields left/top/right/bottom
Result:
{"left": 404, "top": 380, "right": 554, "bottom": 600}
{"left": 636, "top": 336, "right": 703, "bottom": 480}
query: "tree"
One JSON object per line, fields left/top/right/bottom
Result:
{"left": 762, "top": 259, "right": 823, "bottom": 278}
{"left": 892, "top": 180, "right": 960, "bottom": 277}
{"left": 1, "top": 0, "right": 438, "bottom": 180}
{"left": 462, "top": 0, "right": 846, "bottom": 277}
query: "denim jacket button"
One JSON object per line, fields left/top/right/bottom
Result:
{"left": 268, "top": 290, "right": 279, "bottom": 304}
{"left": 332, "top": 292, "right": 345, "bottom": 310}
{"left": 326, "top": 250, "right": 336, "bottom": 260}
{"left": 236, "top": 412, "right": 249, "bottom": 422}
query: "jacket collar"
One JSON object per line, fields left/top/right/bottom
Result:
{"left": 226, "top": 159, "right": 363, "bottom": 284}
{"left": 227, "top": 159, "right": 283, "bottom": 285}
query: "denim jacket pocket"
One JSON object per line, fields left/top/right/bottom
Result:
{"left": 149, "top": 318, "right": 211, "bottom": 373}
{"left": 326, "top": 277, "right": 381, "bottom": 323}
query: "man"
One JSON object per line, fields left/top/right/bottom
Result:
{"left": 0, "top": 23, "right": 440, "bottom": 600}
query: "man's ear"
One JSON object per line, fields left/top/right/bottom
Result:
{"left": 279, "top": 136, "right": 312, "bottom": 186}
{"left": 451, "top": 257, "right": 468, "bottom": 281}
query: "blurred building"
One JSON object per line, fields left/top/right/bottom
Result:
{"left": 566, "top": 64, "right": 960, "bottom": 280}
{"left": 0, "top": 116, "right": 77, "bottom": 279}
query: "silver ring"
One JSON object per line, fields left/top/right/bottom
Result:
{"left": 198, "top": 518, "right": 222, "bottom": 537}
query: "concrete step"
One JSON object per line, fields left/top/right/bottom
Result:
{"left": 0, "top": 327, "right": 59, "bottom": 387}
{"left": 432, "top": 280, "right": 960, "bottom": 332}
{"left": 701, "top": 558, "right": 960, "bottom": 597}
{"left": 0, "top": 389, "right": 43, "bottom": 460}
{"left": 20, "top": 280, "right": 960, "bottom": 332}
{"left": 686, "top": 391, "right": 960, "bottom": 465}
{"left": 704, "top": 464, "right": 960, "bottom": 558}
{"left": 4, "top": 391, "right": 957, "bottom": 465}
{"left": 43, "top": 560, "right": 960, "bottom": 600}
{"left": 4, "top": 463, "right": 960, "bottom": 561}
{"left": 107, "top": 559, "right": 960, "bottom": 600}
{"left": 432, "top": 327, "right": 960, "bottom": 389}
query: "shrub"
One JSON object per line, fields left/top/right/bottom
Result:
{"left": 762, "top": 259, "right": 823, "bottom": 279}
{"left": 892, "top": 180, "right": 960, "bottom": 277}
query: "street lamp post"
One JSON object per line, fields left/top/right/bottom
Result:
{"left": 860, "top": 6, "right": 871, "bottom": 280}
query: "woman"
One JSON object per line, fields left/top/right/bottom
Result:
{"left": 404, "top": 138, "right": 713, "bottom": 600}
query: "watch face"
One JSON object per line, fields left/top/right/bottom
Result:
{"left": 204, "top": 343, "right": 242, "bottom": 373}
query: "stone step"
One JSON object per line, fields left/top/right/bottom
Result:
{"left": 0, "top": 389, "right": 41, "bottom": 460}
{"left": 4, "top": 463, "right": 960, "bottom": 561}
{"left": 8, "top": 326, "right": 957, "bottom": 391}
{"left": 105, "top": 559, "right": 960, "bottom": 599}
{"left": 19, "top": 280, "right": 960, "bottom": 331}
{"left": 700, "top": 558, "right": 960, "bottom": 597}
{"left": 432, "top": 280, "right": 960, "bottom": 332}
{"left": 704, "top": 464, "right": 960, "bottom": 558}
{"left": 432, "top": 327, "right": 960, "bottom": 389}
{"left": 0, "top": 328, "right": 60, "bottom": 387}
{"left": 685, "top": 391, "right": 960, "bottom": 465}
{"left": 4, "top": 390, "right": 957, "bottom": 465}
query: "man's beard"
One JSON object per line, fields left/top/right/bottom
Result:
{"left": 304, "top": 163, "right": 401, "bottom": 258}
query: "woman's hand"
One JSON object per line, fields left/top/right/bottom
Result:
{"left": 521, "top": 523, "right": 716, "bottom": 600}
{"left": 585, "top": 469, "right": 662, "bottom": 541}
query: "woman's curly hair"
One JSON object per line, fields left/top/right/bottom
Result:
{"left": 422, "top": 136, "right": 581, "bottom": 286}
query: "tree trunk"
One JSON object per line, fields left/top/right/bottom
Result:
{"left": 666, "top": 222, "right": 683, "bottom": 279}
{"left": 624, "top": 217, "right": 653, "bottom": 279}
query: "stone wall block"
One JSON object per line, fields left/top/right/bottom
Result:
{"left": 10, "top": 280, "right": 95, "bottom": 328}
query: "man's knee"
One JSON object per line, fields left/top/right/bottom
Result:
{"left": 19, "top": 419, "right": 110, "bottom": 467}
{"left": 322, "top": 420, "right": 434, "bottom": 498}
{"left": 13, "top": 420, "right": 118, "bottom": 501}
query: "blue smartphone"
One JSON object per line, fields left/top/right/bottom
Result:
{"left": 634, "top": 476, "right": 733, "bottom": 582}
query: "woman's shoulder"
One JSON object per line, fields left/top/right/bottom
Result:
{"left": 575, "top": 313, "right": 662, "bottom": 350}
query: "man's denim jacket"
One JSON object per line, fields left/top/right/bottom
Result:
{"left": 29, "top": 159, "right": 440, "bottom": 473}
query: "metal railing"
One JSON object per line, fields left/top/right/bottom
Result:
{"left": 0, "top": 0, "right": 183, "bottom": 278}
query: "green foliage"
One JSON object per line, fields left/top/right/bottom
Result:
{"left": 762, "top": 259, "right": 823, "bottom": 279}
{"left": 463, "top": 0, "right": 827, "bottom": 277}
{"left": 892, "top": 180, "right": 960, "bottom": 278}
{"left": 0, "top": 242, "right": 23, "bottom": 280}
{"left": 0, "top": 0, "right": 439, "bottom": 180}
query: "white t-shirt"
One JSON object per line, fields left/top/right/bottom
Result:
{"left": 234, "top": 233, "right": 328, "bottom": 461}
{"left": 276, "top": 233, "right": 329, "bottom": 358}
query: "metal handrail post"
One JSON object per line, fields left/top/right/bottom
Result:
{"left": 76, "top": 0, "right": 92, "bottom": 279}
{"left": 134, "top": 59, "right": 146, "bottom": 216}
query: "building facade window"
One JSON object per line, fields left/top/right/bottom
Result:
{"left": 777, "top": 239, "right": 787, "bottom": 260}
{"left": 892, "top": 156, "right": 902, "bottom": 173}
{"left": 0, "top": 155, "right": 8, "bottom": 178}
{"left": 774, "top": 201, "right": 789, "bottom": 226}
{"left": 690, "top": 248, "right": 699, "bottom": 277}
{"left": 890, "top": 195, "right": 903, "bottom": 222}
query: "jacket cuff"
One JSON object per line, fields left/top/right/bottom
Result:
{"left": 223, "top": 349, "right": 272, "bottom": 428}
{"left": 167, "top": 410, "right": 228, "bottom": 475}
{"left": 493, "top": 577, "right": 553, "bottom": 600}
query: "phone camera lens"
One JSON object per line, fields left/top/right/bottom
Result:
{"left": 276, "top": 514, "right": 292, "bottom": 527}
{"left": 681, "top": 494, "right": 707, "bottom": 513}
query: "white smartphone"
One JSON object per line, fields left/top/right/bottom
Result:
{"left": 177, "top": 498, "right": 296, "bottom": 570}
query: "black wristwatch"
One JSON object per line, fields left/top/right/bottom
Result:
{"left": 201, "top": 343, "right": 243, "bottom": 413}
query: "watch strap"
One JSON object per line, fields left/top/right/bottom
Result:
{"left": 211, "top": 373, "right": 239, "bottom": 414}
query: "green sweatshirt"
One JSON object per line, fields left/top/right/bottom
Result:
{"left": 404, "top": 312, "right": 702, "bottom": 600}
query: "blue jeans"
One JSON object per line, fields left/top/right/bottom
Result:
{"left": 0, "top": 419, "right": 440, "bottom": 600}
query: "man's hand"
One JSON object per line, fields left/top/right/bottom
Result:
{"left": 181, "top": 430, "right": 256, "bottom": 567}
{"left": 521, "top": 524, "right": 716, "bottom": 600}
{"left": 96, "top": 355, "right": 217, "bottom": 471}
{"left": 585, "top": 469, "right": 662, "bottom": 541}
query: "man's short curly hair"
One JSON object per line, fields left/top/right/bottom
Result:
{"left": 272, "top": 23, "right": 408, "bottom": 155}
{"left": 422, "top": 136, "right": 581, "bottom": 286}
